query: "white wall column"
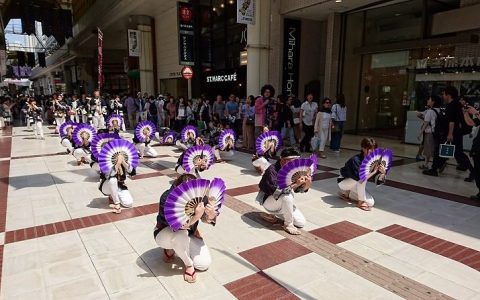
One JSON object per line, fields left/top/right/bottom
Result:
{"left": 323, "top": 13, "right": 341, "bottom": 99}
{"left": 138, "top": 24, "right": 154, "bottom": 95}
{"left": 246, "top": 0, "right": 271, "bottom": 96}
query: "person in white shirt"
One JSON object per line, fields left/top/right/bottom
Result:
{"left": 157, "top": 96, "right": 165, "bottom": 127}
{"left": 300, "top": 93, "right": 318, "bottom": 152}
{"left": 418, "top": 95, "right": 441, "bottom": 169}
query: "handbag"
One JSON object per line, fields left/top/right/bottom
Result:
{"left": 310, "top": 136, "right": 321, "bottom": 151}
{"left": 331, "top": 120, "right": 340, "bottom": 133}
{"left": 246, "top": 116, "right": 254, "bottom": 125}
{"left": 439, "top": 142, "right": 455, "bottom": 158}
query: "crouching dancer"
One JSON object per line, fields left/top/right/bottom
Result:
{"left": 257, "top": 147, "right": 309, "bottom": 235}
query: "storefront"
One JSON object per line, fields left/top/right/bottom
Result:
{"left": 190, "top": 0, "right": 247, "bottom": 99}
{"left": 339, "top": 0, "right": 479, "bottom": 140}
{"left": 201, "top": 66, "right": 246, "bottom": 99}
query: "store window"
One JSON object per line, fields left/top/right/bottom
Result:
{"left": 340, "top": 0, "right": 463, "bottom": 139}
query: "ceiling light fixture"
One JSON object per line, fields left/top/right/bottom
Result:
{"left": 220, "top": 3, "right": 224, "bottom": 8}
{"left": 335, "top": 0, "right": 342, "bottom": 2}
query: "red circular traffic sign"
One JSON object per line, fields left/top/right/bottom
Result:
{"left": 181, "top": 66, "right": 194, "bottom": 80}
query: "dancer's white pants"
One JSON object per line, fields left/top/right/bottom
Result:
{"left": 136, "top": 143, "right": 158, "bottom": 157}
{"left": 92, "top": 115, "right": 105, "bottom": 129}
{"left": 100, "top": 177, "right": 133, "bottom": 207}
{"left": 155, "top": 227, "right": 211, "bottom": 270}
{"left": 55, "top": 117, "right": 65, "bottom": 132}
{"left": 61, "top": 138, "right": 74, "bottom": 153}
{"left": 263, "top": 194, "right": 306, "bottom": 228}
{"left": 34, "top": 121, "right": 44, "bottom": 139}
{"left": 252, "top": 157, "right": 271, "bottom": 173}
{"left": 338, "top": 178, "right": 375, "bottom": 207}
{"left": 73, "top": 148, "right": 91, "bottom": 163}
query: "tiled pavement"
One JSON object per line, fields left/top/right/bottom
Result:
{"left": 0, "top": 126, "right": 480, "bottom": 299}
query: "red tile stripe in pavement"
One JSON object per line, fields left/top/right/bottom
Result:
{"left": 310, "top": 221, "right": 372, "bottom": 244}
{"left": 0, "top": 137, "right": 11, "bottom": 159}
{"left": 0, "top": 160, "right": 9, "bottom": 233}
{"left": 239, "top": 238, "right": 311, "bottom": 270}
{"left": 4, "top": 203, "right": 158, "bottom": 244}
{"left": 224, "top": 271, "right": 299, "bottom": 300}
{"left": 378, "top": 224, "right": 480, "bottom": 271}
{"left": 385, "top": 180, "right": 480, "bottom": 207}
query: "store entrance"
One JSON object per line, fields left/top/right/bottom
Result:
{"left": 356, "top": 52, "right": 413, "bottom": 139}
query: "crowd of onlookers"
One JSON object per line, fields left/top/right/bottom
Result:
{"left": 0, "top": 86, "right": 348, "bottom": 157}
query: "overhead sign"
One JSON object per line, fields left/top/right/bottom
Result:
{"left": 128, "top": 29, "right": 141, "bottom": 57}
{"left": 237, "top": 0, "right": 255, "bottom": 25}
{"left": 178, "top": 2, "right": 195, "bottom": 66}
{"left": 97, "top": 27, "right": 103, "bottom": 89}
{"left": 282, "top": 19, "right": 301, "bottom": 97}
{"left": 181, "top": 66, "right": 194, "bottom": 80}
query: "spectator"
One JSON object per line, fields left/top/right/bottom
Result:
{"left": 225, "top": 93, "right": 239, "bottom": 132}
{"left": 255, "top": 85, "right": 274, "bottom": 137}
{"left": 199, "top": 98, "right": 211, "bottom": 125}
{"left": 166, "top": 97, "right": 176, "bottom": 128}
{"left": 300, "top": 93, "right": 318, "bottom": 152}
{"left": 125, "top": 95, "right": 137, "bottom": 129}
{"left": 242, "top": 95, "right": 256, "bottom": 150}
{"left": 423, "top": 86, "right": 473, "bottom": 177}
{"left": 176, "top": 97, "right": 188, "bottom": 130}
{"left": 290, "top": 96, "right": 302, "bottom": 143}
{"left": 213, "top": 95, "right": 226, "bottom": 122}
{"left": 278, "top": 95, "right": 295, "bottom": 146}
{"left": 313, "top": 98, "right": 333, "bottom": 159}
{"left": 147, "top": 96, "right": 158, "bottom": 125}
{"left": 417, "top": 95, "right": 441, "bottom": 170}
{"left": 464, "top": 106, "right": 480, "bottom": 200}
{"left": 157, "top": 95, "right": 166, "bottom": 127}
{"left": 330, "top": 93, "right": 347, "bottom": 153}
{"left": 135, "top": 93, "right": 147, "bottom": 123}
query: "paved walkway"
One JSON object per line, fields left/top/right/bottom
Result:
{"left": 0, "top": 126, "right": 479, "bottom": 299}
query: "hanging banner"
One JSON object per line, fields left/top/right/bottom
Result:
{"left": 178, "top": 2, "right": 195, "bottom": 66}
{"left": 128, "top": 29, "right": 141, "bottom": 57}
{"left": 282, "top": 19, "right": 301, "bottom": 97}
{"left": 97, "top": 27, "right": 103, "bottom": 89}
{"left": 237, "top": 0, "right": 256, "bottom": 25}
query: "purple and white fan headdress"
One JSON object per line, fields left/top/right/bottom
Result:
{"left": 59, "top": 121, "right": 77, "bottom": 138}
{"left": 181, "top": 125, "right": 198, "bottom": 143}
{"left": 182, "top": 145, "right": 214, "bottom": 173}
{"left": 255, "top": 131, "right": 282, "bottom": 155}
{"left": 218, "top": 129, "right": 236, "bottom": 150}
{"left": 135, "top": 121, "right": 156, "bottom": 142}
{"left": 163, "top": 130, "right": 177, "bottom": 144}
{"left": 277, "top": 158, "right": 315, "bottom": 189}
{"left": 106, "top": 114, "right": 123, "bottom": 129}
{"left": 164, "top": 178, "right": 225, "bottom": 231}
{"left": 98, "top": 139, "right": 139, "bottom": 174}
{"left": 91, "top": 133, "right": 121, "bottom": 159}
{"left": 72, "top": 123, "right": 96, "bottom": 146}
{"left": 359, "top": 148, "right": 392, "bottom": 182}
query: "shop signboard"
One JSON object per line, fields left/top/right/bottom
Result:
{"left": 178, "top": 2, "right": 195, "bottom": 66}
{"left": 97, "top": 27, "right": 103, "bottom": 88}
{"left": 416, "top": 56, "right": 480, "bottom": 70}
{"left": 237, "top": 0, "right": 256, "bottom": 25}
{"left": 128, "top": 29, "right": 141, "bottom": 57}
{"left": 282, "top": 19, "right": 301, "bottom": 97}
{"left": 206, "top": 72, "right": 237, "bottom": 83}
